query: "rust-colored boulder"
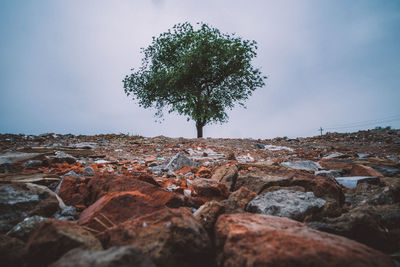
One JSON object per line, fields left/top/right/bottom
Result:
{"left": 86, "top": 174, "right": 179, "bottom": 206}
{"left": 58, "top": 177, "right": 90, "bottom": 206}
{"left": 211, "top": 164, "right": 238, "bottom": 191}
{"left": 215, "top": 213, "right": 394, "bottom": 267}
{"left": 192, "top": 178, "right": 230, "bottom": 203}
{"left": 351, "top": 164, "right": 384, "bottom": 177}
{"left": 78, "top": 191, "right": 166, "bottom": 232}
{"left": 193, "top": 200, "right": 225, "bottom": 233}
{"left": 100, "top": 208, "right": 212, "bottom": 267}
{"left": 26, "top": 219, "right": 102, "bottom": 267}
{"left": 220, "top": 186, "right": 257, "bottom": 213}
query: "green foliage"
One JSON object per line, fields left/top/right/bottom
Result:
{"left": 123, "top": 22, "right": 266, "bottom": 137}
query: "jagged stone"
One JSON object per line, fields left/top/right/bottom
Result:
{"left": 246, "top": 189, "right": 326, "bottom": 221}
{"left": 280, "top": 160, "right": 321, "bottom": 171}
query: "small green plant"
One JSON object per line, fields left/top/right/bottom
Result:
{"left": 282, "top": 136, "right": 288, "bottom": 140}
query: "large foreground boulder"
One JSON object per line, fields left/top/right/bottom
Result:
{"left": 25, "top": 219, "right": 102, "bottom": 267}
{"left": 100, "top": 208, "right": 212, "bottom": 267}
{"left": 215, "top": 213, "right": 394, "bottom": 267}
{"left": 50, "top": 246, "right": 156, "bottom": 267}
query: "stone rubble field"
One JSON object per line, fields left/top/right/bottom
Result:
{"left": 0, "top": 128, "right": 399, "bottom": 266}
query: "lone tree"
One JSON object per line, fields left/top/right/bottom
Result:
{"left": 123, "top": 22, "right": 266, "bottom": 138}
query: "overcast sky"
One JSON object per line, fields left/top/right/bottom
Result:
{"left": 1, "top": 0, "right": 399, "bottom": 138}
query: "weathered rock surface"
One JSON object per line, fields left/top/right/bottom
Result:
{"left": 221, "top": 186, "right": 257, "bottom": 214}
{"left": 0, "top": 183, "right": 61, "bottom": 232}
{"left": 280, "top": 160, "right": 321, "bottom": 171}
{"left": 307, "top": 204, "right": 400, "bottom": 254}
{"left": 246, "top": 189, "right": 326, "bottom": 221}
{"left": 151, "top": 152, "right": 198, "bottom": 174}
{"left": 26, "top": 219, "right": 102, "bottom": 267}
{"left": 58, "top": 177, "right": 91, "bottom": 206}
{"left": 50, "top": 246, "right": 156, "bottom": 267}
{"left": 193, "top": 200, "right": 225, "bottom": 233}
{"left": 234, "top": 171, "right": 344, "bottom": 207}
{"left": 78, "top": 191, "right": 166, "bottom": 232}
{"left": 86, "top": 174, "right": 181, "bottom": 206}
{"left": 47, "top": 151, "right": 77, "bottom": 164}
{"left": 7, "top": 215, "right": 47, "bottom": 241}
{"left": 335, "top": 176, "right": 379, "bottom": 189}
{"left": 191, "top": 178, "right": 229, "bottom": 203}
{"left": 215, "top": 213, "right": 395, "bottom": 267}
{"left": 350, "top": 164, "right": 384, "bottom": 177}
{"left": 100, "top": 208, "right": 212, "bottom": 267}
{"left": 211, "top": 164, "right": 238, "bottom": 191}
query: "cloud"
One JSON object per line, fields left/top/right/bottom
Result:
{"left": 1, "top": 0, "right": 399, "bottom": 137}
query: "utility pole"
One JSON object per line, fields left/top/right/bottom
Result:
{"left": 319, "top": 127, "right": 323, "bottom": 136}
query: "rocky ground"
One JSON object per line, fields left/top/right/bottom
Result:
{"left": 0, "top": 128, "right": 399, "bottom": 267}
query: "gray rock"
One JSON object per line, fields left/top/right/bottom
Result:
{"left": 7, "top": 215, "right": 47, "bottom": 241}
{"left": 82, "top": 166, "right": 95, "bottom": 176}
{"left": 246, "top": 189, "right": 326, "bottom": 221}
{"left": 373, "top": 166, "right": 400, "bottom": 177}
{"left": 68, "top": 142, "right": 97, "bottom": 149}
{"left": 48, "top": 151, "right": 77, "bottom": 164}
{"left": 315, "top": 169, "right": 344, "bottom": 178}
{"left": 151, "top": 152, "right": 198, "bottom": 174}
{"left": 0, "top": 183, "right": 63, "bottom": 233}
{"left": 255, "top": 143, "right": 265, "bottom": 149}
{"left": 50, "top": 246, "right": 156, "bottom": 267}
{"left": 61, "top": 170, "right": 82, "bottom": 178}
{"left": 0, "top": 152, "right": 41, "bottom": 165}
{"left": 22, "top": 159, "right": 44, "bottom": 168}
{"left": 280, "top": 160, "right": 321, "bottom": 171}
{"left": 53, "top": 206, "right": 78, "bottom": 221}
{"left": 323, "top": 152, "right": 346, "bottom": 159}
{"left": 335, "top": 176, "right": 377, "bottom": 189}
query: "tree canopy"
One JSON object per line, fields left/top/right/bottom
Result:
{"left": 123, "top": 22, "right": 266, "bottom": 137}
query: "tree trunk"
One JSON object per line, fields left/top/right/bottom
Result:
{"left": 196, "top": 121, "right": 204, "bottom": 138}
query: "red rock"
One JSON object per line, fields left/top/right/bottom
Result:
{"left": 193, "top": 200, "right": 225, "bottom": 233}
{"left": 86, "top": 174, "right": 183, "bottom": 207}
{"left": 196, "top": 166, "right": 212, "bottom": 178}
{"left": 144, "top": 155, "right": 157, "bottom": 164}
{"left": 351, "top": 164, "right": 384, "bottom": 177}
{"left": 211, "top": 164, "right": 238, "bottom": 191}
{"left": 58, "top": 177, "right": 90, "bottom": 206}
{"left": 175, "top": 165, "right": 192, "bottom": 175}
{"left": 215, "top": 213, "right": 394, "bottom": 267}
{"left": 192, "top": 178, "right": 230, "bottom": 203}
{"left": 78, "top": 191, "right": 166, "bottom": 232}
{"left": 26, "top": 219, "right": 102, "bottom": 267}
{"left": 100, "top": 208, "right": 212, "bottom": 267}
{"left": 221, "top": 186, "right": 257, "bottom": 213}
{"left": 318, "top": 159, "right": 353, "bottom": 171}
